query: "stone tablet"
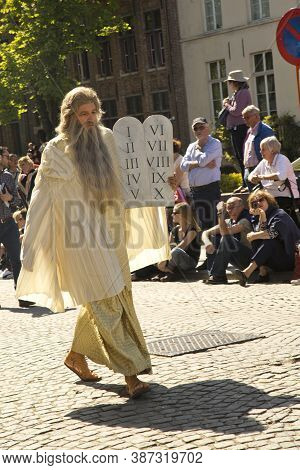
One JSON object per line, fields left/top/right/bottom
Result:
{"left": 113, "top": 115, "right": 174, "bottom": 207}
{"left": 143, "top": 115, "right": 174, "bottom": 207}
{"left": 113, "top": 117, "right": 148, "bottom": 207}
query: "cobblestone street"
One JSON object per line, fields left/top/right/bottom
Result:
{"left": 0, "top": 277, "right": 299, "bottom": 450}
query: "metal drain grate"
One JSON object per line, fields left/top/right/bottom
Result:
{"left": 147, "top": 330, "right": 264, "bottom": 357}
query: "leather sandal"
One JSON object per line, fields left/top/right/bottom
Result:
{"left": 126, "top": 382, "right": 150, "bottom": 399}
{"left": 64, "top": 351, "right": 101, "bottom": 382}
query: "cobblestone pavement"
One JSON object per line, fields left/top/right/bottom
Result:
{"left": 0, "top": 276, "right": 299, "bottom": 450}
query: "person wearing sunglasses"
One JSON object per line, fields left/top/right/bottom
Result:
{"left": 156, "top": 202, "right": 201, "bottom": 281}
{"left": 234, "top": 190, "right": 300, "bottom": 286}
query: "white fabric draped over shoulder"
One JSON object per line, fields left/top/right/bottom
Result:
{"left": 126, "top": 206, "right": 170, "bottom": 272}
{"left": 16, "top": 127, "right": 170, "bottom": 312}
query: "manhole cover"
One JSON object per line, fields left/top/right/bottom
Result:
{"left": 147, "top": 330, "right": 264, "bottom": 357}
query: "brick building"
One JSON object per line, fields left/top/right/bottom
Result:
{"left": 0, "top": 0, "right": 190, "bottom": 155}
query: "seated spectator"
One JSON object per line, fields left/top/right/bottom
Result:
{"left": 173, "top": 138, "right": 190, "bottom": 201}
{"left": 248, "top": 137, "right": 299, "bottom": 219}
{"left": 240, "top": 105, "right": 274, "bottom": 192}
{"left": 202, "top": 197, "right": 253, "bottom": 284}
{"left": 156, "top": 202, "right": 201, "bottom": 281}
{"left": 13, "top": 208, "right": 27, "bottom": 243}
{"left": 234, "top": 190, "right": 300, "bottom": 286}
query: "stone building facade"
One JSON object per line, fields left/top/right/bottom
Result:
{"left": 177, "top": 0, "right": 300, "bottom": 140}
{"left": 0, "top": 0, "right": 190, "bottom": 155}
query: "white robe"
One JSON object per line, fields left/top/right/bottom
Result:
{"left": 16, "top": 127, "right": 170, "bottom": 312}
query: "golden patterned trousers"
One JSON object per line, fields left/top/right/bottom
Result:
{"left": 71, "top": 287, "right": 152, "bottom": 376}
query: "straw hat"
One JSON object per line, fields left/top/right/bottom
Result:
{"left": 224, "top": 70, "right": 249, "bottom": 82}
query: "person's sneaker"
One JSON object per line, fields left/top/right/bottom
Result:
{"left": 1, "top": 269, "right": 13, "bottom": 279}
{"left": 18, "top": 299, "right": 36, "bottom": 308}
{"left": 205, "top": 275, "right": 228, "bottom": 285}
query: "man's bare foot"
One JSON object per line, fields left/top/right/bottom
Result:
{"left": 125, "top": 375, "right": 150, "bottom": 399}
{"left": 64, "top": 351, "right": 101, "bottom": 382}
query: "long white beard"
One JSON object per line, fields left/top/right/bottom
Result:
{"left": 67, "top": 121, "right": 121, "bottom": 208}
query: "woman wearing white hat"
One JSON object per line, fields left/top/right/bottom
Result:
{"left": 223, "top": 70, "right": 252, "bottom": 189}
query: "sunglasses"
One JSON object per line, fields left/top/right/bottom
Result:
{"left": 172, "top": 211, "right": 179, "bottom": 215}
{"left": 251, "top": 197, "right": 265, "bottom": 208}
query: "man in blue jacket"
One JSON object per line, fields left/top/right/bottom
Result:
{"left": 241, "top": 105, "right": 274, "bottom": 191}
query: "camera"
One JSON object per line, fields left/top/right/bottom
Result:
{"left": 252, "top": 202, "right": 259, "bottom": 209}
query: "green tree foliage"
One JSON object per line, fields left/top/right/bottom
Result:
{"left": 0, "top": 0, "right": 124, "bottom": 137}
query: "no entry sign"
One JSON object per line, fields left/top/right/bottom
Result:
{"left": 276, "top": 8, "right": 300, "bottom": 66}
{"left": 276, "top": 8, "right": 300, "bottom": 105}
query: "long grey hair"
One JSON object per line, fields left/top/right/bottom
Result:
{"left": 56, "top": 87, "right": 121, "bottom": 209}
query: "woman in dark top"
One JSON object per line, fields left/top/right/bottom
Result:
{"left": 157, "top": 202, "right": 201, "bottom": 281}
{"left": 235, "top": 190, "right": 300, "bottom": 286}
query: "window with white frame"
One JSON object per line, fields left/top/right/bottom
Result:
{"left": 75, "top": 51, "right": 90, "bottom": 81}
{"left": 119, "top": 17, "right": 138, "bottom": 73}
{"left": 97, "top": 39, "right": 113, "bottom": 77}
{"left": 208, "top": 59, "right": 227, "bottom": 119}
{"left": 144, "top": 9, "right": 165, "bottom": 68}
{"left": 253, "top": 51, "right": 277, "bottom": 115}
{"left": 250, "top": 0, "right": 270, "bottom": 21}
{"left": 205, "top": 0, "right": 222, "bottom": 31}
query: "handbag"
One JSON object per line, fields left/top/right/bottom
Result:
{"left": 216, "top": 107, "right": 229, "bottom": 127}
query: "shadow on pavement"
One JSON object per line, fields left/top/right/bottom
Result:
{"left": 4, "top": 306, "right": 53, "bottom": 316}
{"left": 67, "top": 379, "right": 300, "bottom": 434}
{"left": 3, "top": 306, "right": 76, "bottom": 317}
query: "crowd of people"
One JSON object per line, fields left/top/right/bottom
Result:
{"left": 134, "top": 70, "right": 300, "bottom": 284}
{"left": 0, "top": 143, "right": 43, "bottom": 289}
{"left": 0, "top": 82, "right": 300, "bottom": 397}
{"left": 1, "top": 71, "right": 300, "bottom": 298}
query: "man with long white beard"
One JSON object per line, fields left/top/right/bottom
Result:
{"left": 16, "top": 87, "right": 151, "bottom": 398}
